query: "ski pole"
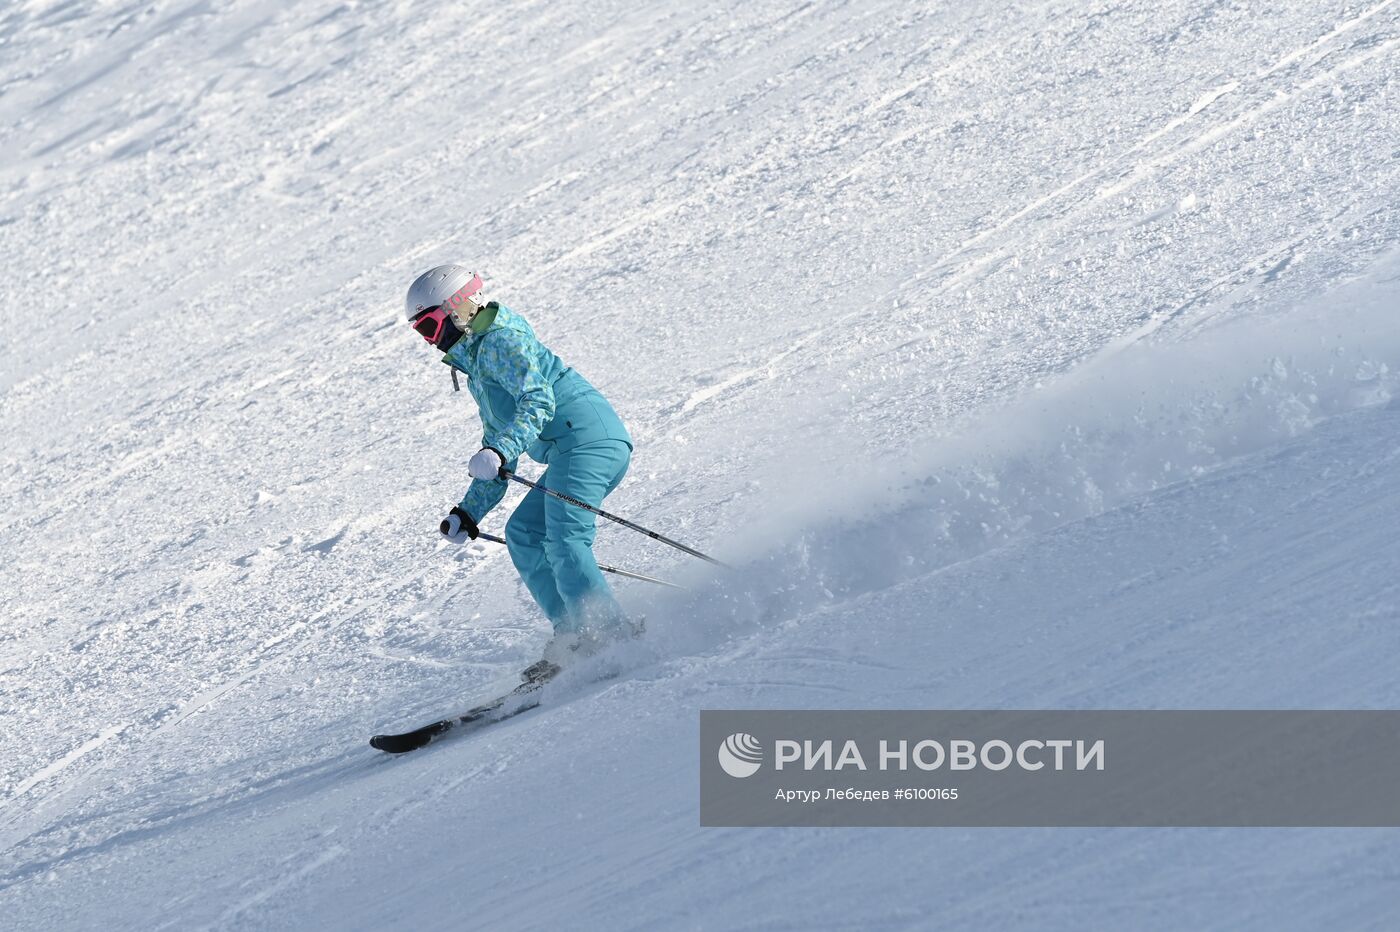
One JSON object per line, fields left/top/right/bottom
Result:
{"left": 475, "top": 531, "right": 688, "bottom": 590}
{"left": 500, "top": 469, "right": 730, "bottom": 569}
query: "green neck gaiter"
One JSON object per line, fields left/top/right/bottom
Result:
{"left": 470, "top": 302, "right": 499, "bottom": 334}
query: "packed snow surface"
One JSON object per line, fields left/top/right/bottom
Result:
{"left": 2, "top": 0, "right": 1399, "bottom": 928}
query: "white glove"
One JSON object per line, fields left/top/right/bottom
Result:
{"left": 468, "top": 447, "right": 504, "bottom": 481}
{"left": 440, "top": 507, "right": 477, "bottom": 542}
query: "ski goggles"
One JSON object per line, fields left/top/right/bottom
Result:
{"left": 410, "top": 294, "right": 487, "bottom": 343}
{"left": 411, "top": 305, "right": 452, "bottom": 343}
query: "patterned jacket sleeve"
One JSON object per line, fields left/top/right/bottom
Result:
{"left": 459, "top": 450, "right": 519, "bottom": 523}
{"left": 476, "top": 328, "right": 557, "bottom": 463}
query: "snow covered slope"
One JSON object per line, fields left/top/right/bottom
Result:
{"left": 2, "top": 0, "right": 1398, "bottom": 928}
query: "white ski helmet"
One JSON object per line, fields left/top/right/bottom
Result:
{"left": 404, "top": 264, "right": 486, "bottom": 323}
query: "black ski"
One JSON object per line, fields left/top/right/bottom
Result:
{"left": 370, "top": 660, "right": 560, "bottom": 754}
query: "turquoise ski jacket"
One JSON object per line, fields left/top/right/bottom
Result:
{"left": 441, "top": 304, "right": 631, "bottom": 523}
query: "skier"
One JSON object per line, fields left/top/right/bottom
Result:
{"left": 404, "top": 265, "right": 635, "bottom": 657}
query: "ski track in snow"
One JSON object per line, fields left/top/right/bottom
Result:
{"left": 7, "top": 723, "right": 129, "bottom": 800}
{"left": 1, "top": 0, "right": 1399, "bottom": 927}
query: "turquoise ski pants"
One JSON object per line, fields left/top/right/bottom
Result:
{"left": 504, "top": 439, "right": 631, "bottom": 633}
